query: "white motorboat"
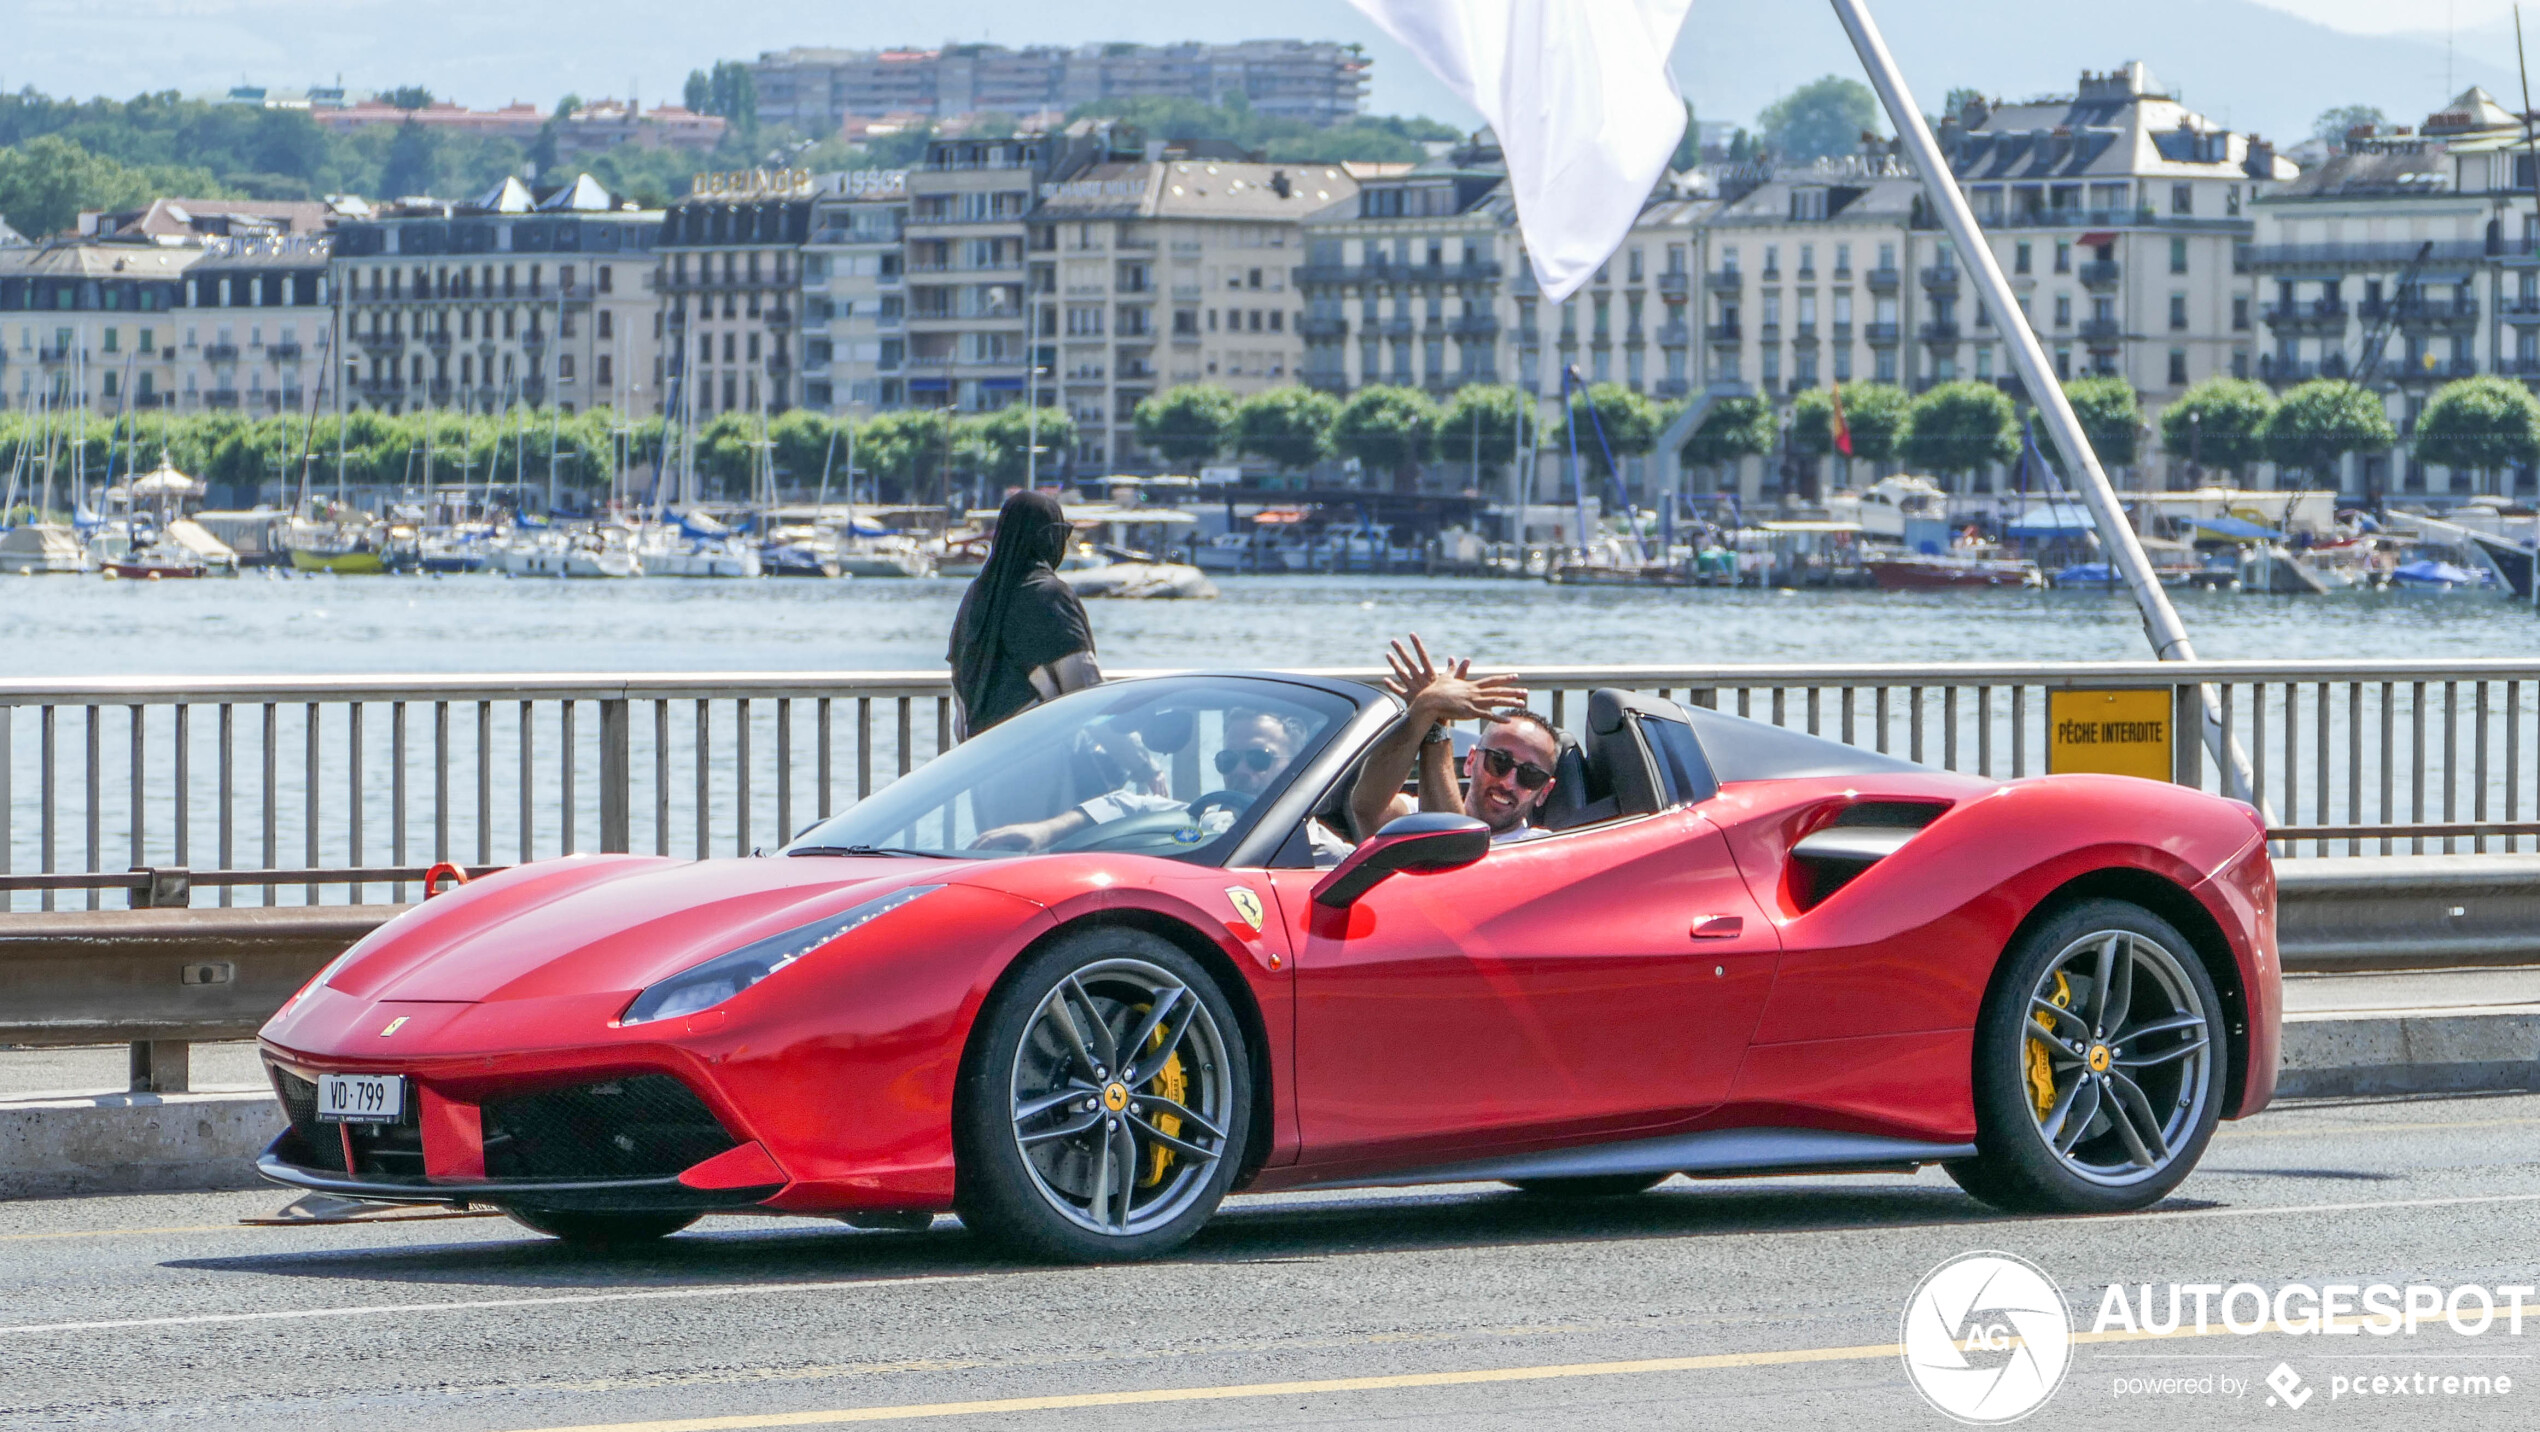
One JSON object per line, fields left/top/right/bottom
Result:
{"left": 1058, "top": 543, "right": 1218, "bottom": 600}
{"left": 637, "top": 527, "right": 762, "bottom": 579}
{"left": 0, "top": 524, "right": 87, "bottom": 574}
{"left": 491, "top": 528, "right": 642, "bottom": 579}
{"left": 832, "top": 533, "right": 937, "bottom": 578}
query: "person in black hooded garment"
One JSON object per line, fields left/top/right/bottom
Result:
{"left": 947, "top": 489, "right": 1100, "bottom": 738}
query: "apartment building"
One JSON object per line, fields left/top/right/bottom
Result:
{"left": 334, "top": 175, "right": 662, "bottom": 416}
{"left": 1941, "top": 64, "right": 2291, "bottom": 419}
{"left": 0, "top": 237, "right": 335, "bottom": 419}
{"left": 903, "top": 132, "right": 1093, "bottom": 413}
{"left": 802, "top": 170, "right": 910, "bottom": 416}
{"left": 752, "top": 40, "right": 1368, "bottom": 135}
{"left": 2248, "top": 87, "right": 2538, "bottom": 498}
{"left": 655, "top": 173, "right": 816, "bottom": 419}
{"left": 1028, "top": 158, "right": 1359, "bottom": 469}
{"left": 1295, "top": 147, "right": 1521, "bottom": 400}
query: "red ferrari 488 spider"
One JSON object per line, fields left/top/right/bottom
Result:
{"left": 259, "top": 672, "right": 2278, "bottom": 1260}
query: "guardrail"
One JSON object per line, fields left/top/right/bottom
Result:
{"left": 12, "top": 660, "right": 2540, "bottom": 914}
{"left": 8, "top": 854, "right": 2536, "bottom": 1091}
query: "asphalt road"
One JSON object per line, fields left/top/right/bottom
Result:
{"left": 6, "top": 1093, "right": 2540, "bottom": 1432}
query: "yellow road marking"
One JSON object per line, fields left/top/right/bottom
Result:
{"left": 488, "top": 1317, "right": 2370, "bottom": 1432}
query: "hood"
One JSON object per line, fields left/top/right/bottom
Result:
{"left": 329, "top": 854, "right": 968, "bottom": 1005}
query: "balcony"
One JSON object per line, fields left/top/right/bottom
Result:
{"left": 1865, "top": 266, "right": 1901, "bottom": 291}
{"left": 2364, "top": 297, "right": 2481, "bottom": 328}
{"left": 2502, "top": 297, "right": 2540, "bottom": 321}
{"left": 1516, "top": 325, "right": 1542, "bottom": 346}
{"left": 2395, "top": 355, "right": 2480, "bottom": 383}
{"left": 202, "top": 343, "right": 241, "bottom": 363}
{"left": 2258, "top": 353, "right": 2351, "bottom": 385}
{"left": 428, "top": 380, "right": 454, "bottom": 403}
{"left": 36, "top": 345, "right": 73, "bottom": 364}
{"left": 1706, "top": 323, "right": 1742, "bottom": 343}
{"left": 2078, "top": 260, "right": 2121, "bottom": 289}
{"left": 2077, "top": 317, "right": 2124, "bottom": 344}
{"left": 2261, "top": 301, "right": 2348, "bottom": 332}
{"left": 1657, "top": 272, "right": 1688, "bottom": 296}
{"left": 1918, "top": 321, "right": 1961, "bottom": 345}
{"left": 1706, "top": 269, "right": 1743, "bottom": 291}
{"left": 1657, "top": 322, "right": 1690, "bottom": 347}
{"left": 1299, "top": 315, "right": 1348, "bottom": 338}
{"left": 1864, "top": 322, "right": 1902, "bottom": 344}
{"left": 423, "top": 330, "right": 453, "bottom": 350}
{"left": 1377, "top": 316, "right": 1414, "bottom": 337}
{"left": 269, "top": 342, "right": 304, "bottom": 362}
{"left": 1294, "top": 259, "right": 1504, "bottom": 287}
{"left": 1304, "top": 371, "right": 1350, "bottom": 393}
{"left": 1919, "top": 266, "right": 1960, "bottom": 291}
{"left": 522, "top": 330, "right": 548, "bottom": 350}
{"left": 1831, "top": 322, "right": 1853, "bottom": 343}
{"left": 1653, "top": 376, "right": 1690, "bottom": 399}
{"left": 1758, "top": 322, "right": 1780, "bottom": 343}
{"left": 766, "top": 307, "right": 794, "bottom": 328}
{"left": 205, "top": 388, "right": 241, "bottom": 408}
{"left": 1449, "top": 314, "right": 1501, "bottom": 338}
{"left": 2494, "top": 356, "right": 2540, "bottom": 376}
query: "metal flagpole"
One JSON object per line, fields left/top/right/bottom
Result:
{"left": 1825, "top": 0, "right": 2255, "bottom": 803}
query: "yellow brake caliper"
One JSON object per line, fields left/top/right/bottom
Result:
{"left": 2028, "top": 971, "right": 2074, "bottom": 1116}
{"left": 1139, "top": 1012, "right": 1188, "bottom": 1188}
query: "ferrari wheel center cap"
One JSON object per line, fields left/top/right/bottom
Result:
{"left": 1102, "top": 1083, "right": 1130, "bottom": 1112}
{"left": 2086, "top": 1044, "right": 2112, "bottom": 1073}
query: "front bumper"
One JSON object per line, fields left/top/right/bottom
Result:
{"left": 256, "top": 1130, "right": 777, "bottom": 1212}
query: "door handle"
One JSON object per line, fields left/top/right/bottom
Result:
{"left": 1690, "top": 914, "right": 1744, "bottom": 939}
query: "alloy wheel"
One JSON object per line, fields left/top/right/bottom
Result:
{"left": 1006, "top": 957, "right": 1234, "bottom": 1238}
{"left": 2020, "top": 928, "right": 2214, "bottom": 1187}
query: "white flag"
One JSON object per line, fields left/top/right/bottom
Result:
{"left": 1348, "top": 0, "right": 1694, "bottom": 304}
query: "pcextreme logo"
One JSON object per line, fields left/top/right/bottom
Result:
{"left": 1901, "top": 1251, "right": 2074, "bottom": 1424}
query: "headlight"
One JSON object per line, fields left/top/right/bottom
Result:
{"left": 618, "top": 884, "right": 943, "bottom": 1026}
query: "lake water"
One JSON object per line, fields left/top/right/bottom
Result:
{"left": 6, "top": 572, "right": 2539, "bottom": 678}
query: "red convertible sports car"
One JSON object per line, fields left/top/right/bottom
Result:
{"left": 259, "top": 672, "right": 2279, "bottom": 1261}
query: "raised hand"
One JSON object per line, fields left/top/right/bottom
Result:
{"left": 1384, "top": 633, "right": 1527, "bottom": 725}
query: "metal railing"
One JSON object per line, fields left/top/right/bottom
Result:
{"left": 15, "top": 660, "right": 2540, "bottom": 911}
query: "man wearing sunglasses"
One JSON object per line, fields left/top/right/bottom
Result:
{"left": 1347, "top": 633, "right": 1559, "bottom": 845}
{"left": 973, "top": 708, "right": 1299, "bottom": 852}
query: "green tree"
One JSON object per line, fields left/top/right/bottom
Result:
{"left": 963, "top": 403, "right": 1079, "bottom": 487}
{"left": 378, "top": 120, "right": 439, "bottom": 199}
{"left": 1679, "top": 395, "right": 1775, "bottom": 475}
{"left": 1839, "top": 382, "right": 1910, "bottom": 463}
{"left": 684, "top": 71, "right": 713, "bottom": 114}
{"left": 768, "top": 408, "right": 838, "bottom": 492}
{"left": 383, "top": 86, "right": 435, "bottom": 112}
{"left": 2061, "top": 375, "right": 2141, "bottom": 469}
{"left": 1063, "top": 95, "right": 1459, "bottom": 166}
{"left": 2262, "top": 380, "right": 2395, "bottom": 484}
{"left": 859, "top": 409, "right": 955, "bottom": 505}
{"left": 2159, "top": 377, "right": 2275, "bottom": 478}
{"left": 1132, "top": 385, "right": 1239, "bottom": 468}
{"left": 1901, "top": 380, "right": 2020, "bottom": 480}
{"left": 1757, "top": 76, "right": 1882, "bottom": 161}
{"left": 0, "top": 134, "right": 223, "bottom": 237}
{"left": 2414, "top": 376, "right": 2540, "bottom": 491}
{"left": 2312, "top": 104, "right": 2385, "bottom": 150}
{"left": 1788, "top": 388, "right": 1841, "bottom": 457}
{"left": 1231, "top": 386, "right": 1338, "bottom": 472}
{"left": 1563, "top": 381, "right": 1659, "bottom": 479}
{"left": 1436, "top": 384, "right": 1529, "bottom": 475}
{"left": 1941, "top": 87, "right": 1987, "bottom": 123}
{"left": 1331, "top": 386, "right": 1437, "bottom": 491}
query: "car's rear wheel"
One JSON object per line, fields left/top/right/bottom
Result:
{"left": 1947, "top": 898, "right": 2225, "bottom": 1214}
{"left": 504, "top": 1207, "right": 699, "bottom": 1247}
{"left": 955, "top": 927, "right": 1250, "bottom": 1262}
{"left": 1505, "top": 1173, "right": 1671, "bottom": 1198}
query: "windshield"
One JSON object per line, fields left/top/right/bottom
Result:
{"left": 786, "top": 676, "right": 1361, "bottom": 863}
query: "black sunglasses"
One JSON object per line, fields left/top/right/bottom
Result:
{"left": 1475, "top": 746, "right": 1554, "bottom": 790}
{"left": 1215, "top": 745, "right": 1281, "bottom": 775}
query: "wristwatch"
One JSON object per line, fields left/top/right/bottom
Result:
{"left": 1421, "top": 721, "right": 1451, "bottom": 747}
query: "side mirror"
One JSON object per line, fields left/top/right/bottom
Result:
{"left": 1310, "top": 812, "right": 1491, "bottom": 908}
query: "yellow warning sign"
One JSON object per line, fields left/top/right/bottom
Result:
{"left": 2047, "top": 689, "right": 2173, "bottom": 782}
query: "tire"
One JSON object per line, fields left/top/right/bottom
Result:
{"left": 1947, "top": 897, "right": 2227, "bottom": 1214}
{"left": 1506, "top": 1173, "right": 1671, "bottom": 1198}
{"left": 954, "top": 927, "right": 1251, "bottom": 1263}
{"left": 505, "top": 1207, "right": 700, "bottom": 1247}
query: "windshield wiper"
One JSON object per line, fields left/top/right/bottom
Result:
{"left": 786, "top": 844, "right": 949, "bottom": 859}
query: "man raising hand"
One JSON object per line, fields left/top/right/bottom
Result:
{"left": 1347, "top": 633, "right": 1560, "bottom": 843}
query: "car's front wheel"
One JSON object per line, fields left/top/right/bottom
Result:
{"left": 955, "top": 927, "right": 1250, "bottom": 1262}
{"left": 505, "top": 1207, "right": 699, "bottom": 1247}
{"left": 1948, "top": 897, "right": 2226, "bottom": 1214}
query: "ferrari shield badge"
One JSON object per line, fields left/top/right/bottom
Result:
{"left": 1223, "top": 886, "right": 1265, "bottom": 932}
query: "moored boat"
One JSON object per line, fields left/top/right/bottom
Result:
{"left": 1864, "top": 553, "right": 2044, "bottom": 590}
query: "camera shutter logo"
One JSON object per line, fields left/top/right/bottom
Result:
{"left": 1900, "top": 1251, "right": 2072, "bottom": 1423}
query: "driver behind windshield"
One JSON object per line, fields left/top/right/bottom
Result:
{"left": 972, "top": 707, "right": 1297, "bottom": 853}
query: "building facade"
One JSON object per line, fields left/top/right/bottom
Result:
{"left": 752, "top": 40, "right": 1368, "bottom": 135}
{"left": 0, "top": 237, "right": 336, "bottom": 420}
{"left": 333, "top": 176, "right": 662, "bottom": 415}
{"left": 903, "top": 133, "right": 1082, "bottom": 414}
{"left": 802, "top": 170, "right": 909, "bottom": 416}
{"left": 1030, "top": 158, "right": 1359, "bottom": 469}
{"left": 655, "top": 174, "right": 816, "bottom": 420}
{"left": 2248, "top": 87, "right": 2539, "bottom": 498}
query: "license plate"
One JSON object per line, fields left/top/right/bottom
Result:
{"left": 315, "top": 1073, "right": 405, "bottom": 1124}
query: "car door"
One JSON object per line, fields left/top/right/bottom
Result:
{"left": 1261, "top": 808, "right": 1781, "bottom": 1175}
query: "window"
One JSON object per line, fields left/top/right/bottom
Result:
{"left": 2169, "top": 294, "right": 2188, "bottom": 330}
{"left": 597, "top": 355, "right": 613, "bottom": 386}
{"left": 1798, "top": 244, "right": 1815, "bottom": 276}
{"left": 2171, "top": 183, "right": 2193, "bottom": 216}
{"left": 2169, "top": 238, "right": 2188, "bottom": 275}
{"left": 2054, "top": 295, "right": 2072, "bottom": 327}
{"left": 2168, "top": 350, "right": 2188, "bottom": 385}
{"left": 2232, "top": 296, "right": 2250, "bottom": 331}
{"left": 102, "top": 328, "right": 119, "bottom": 353}
{"left": 1834, "top": 242, "right": 1851, "bottom": 276}
{"left": 2054, "top": 347, "right": 2071, "bottom": 379}
{"left": 2015, "top": 241, "right": 2032, "bottom": 275}
{"left": 1763, "top": 244, "right": 1780, "bottom": 277}
{"left": 2054, "top": 240, "right": 2071, "bottom": 275}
